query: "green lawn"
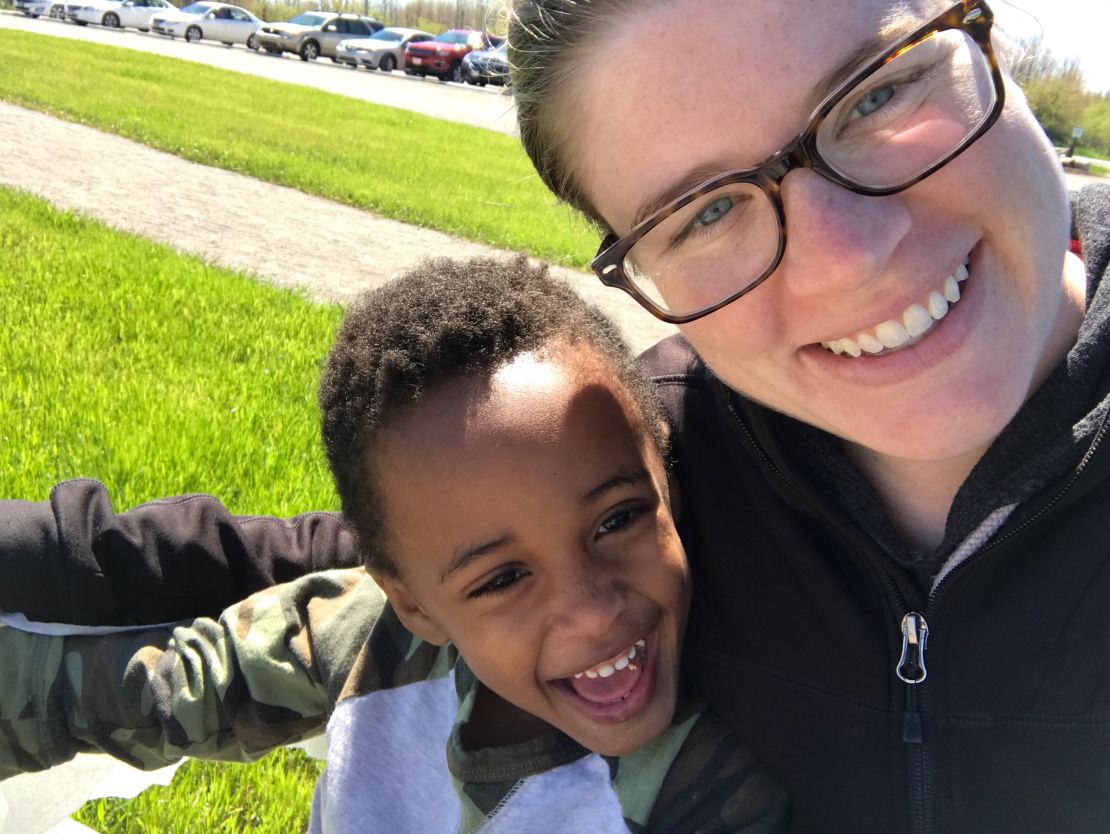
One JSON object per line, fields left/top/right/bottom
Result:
{"left": 0, "top": 29, "right": 598, "bottom": 268}
{"left": 1, "top": 186, "right": 338, "bottom": 830}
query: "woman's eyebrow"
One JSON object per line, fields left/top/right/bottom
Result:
{"left": 808, "top": 10, "right": 927, "bottom": 109}
{"left": 439, "top": 535, "right": 513, "bottom": 584}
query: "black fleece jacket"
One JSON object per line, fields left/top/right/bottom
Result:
{"left": 2, "top": 185, "right": 1109, "bottom": 833}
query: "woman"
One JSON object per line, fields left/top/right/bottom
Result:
{"left": 3, "top": 1, "right": 1108, "bottom": 831}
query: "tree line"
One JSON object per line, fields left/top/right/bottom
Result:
{"left": 1010, "top": 35, "right": 1110, "bottom": 156}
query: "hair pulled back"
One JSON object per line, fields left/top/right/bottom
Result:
{"left": 509, "top": 0, "right": 652, "bottom": 227}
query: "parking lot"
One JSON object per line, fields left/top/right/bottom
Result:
{"left": 0, "top": 10, "right": 519, "bottom": 134}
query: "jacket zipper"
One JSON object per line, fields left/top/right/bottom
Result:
{"left": 898, "top": 613, "right": 930, "bottom": 834}
{"left": 726, "top": 388, "right": 1109, "bottom": 834}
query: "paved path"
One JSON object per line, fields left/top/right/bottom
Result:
{"left": 0, "top": 102, "right": 677, "bottom": 354}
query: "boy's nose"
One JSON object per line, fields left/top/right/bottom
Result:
{"left": 552, "top": 570, "right": 626, "bottom": 639}
{"left": 777, "top": 168, "right": 911, "bottom": 297}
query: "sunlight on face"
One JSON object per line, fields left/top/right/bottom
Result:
{"left": 373, "top": 347, "right": 689, "bottom": 756}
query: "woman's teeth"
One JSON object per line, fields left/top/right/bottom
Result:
{"left": 821, "top": 261, "right": 969, "bottom": 358}
{"left": 573, "top": 640, "right": 645, "bottom": 680}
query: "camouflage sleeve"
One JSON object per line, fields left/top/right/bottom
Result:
{"left": 0, "top": 478, "right": 359, "bottom": 626}
{"left": 0, "top": 568, "right": 422, "bottom": 780}
{"left": 645, "top": 709, "right": 791, "bottom": 833}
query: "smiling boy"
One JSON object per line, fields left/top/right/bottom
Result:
{"left": 0, "top": 257, "right": 787, "bottom": 832}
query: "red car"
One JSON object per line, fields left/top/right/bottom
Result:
{"left": 403, "top": 29, "right": 500, "bottom": 83}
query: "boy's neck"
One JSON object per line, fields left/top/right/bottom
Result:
{"left": 460, "top": 685, "right": 555, "bottom": 750}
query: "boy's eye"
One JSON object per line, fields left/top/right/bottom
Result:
{"left": 469, "top": 567, "right": 529, "bottom": 599}
{"left": 596, "top": 506, "right": 644, "bottom": 538}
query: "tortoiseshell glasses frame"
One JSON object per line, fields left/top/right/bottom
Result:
{"left": 590, "top": 0, "right": 1006, "bottom": 324}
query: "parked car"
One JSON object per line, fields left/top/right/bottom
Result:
{"left": 150, "top": 1, "right": 261, "bottom": 48}
{"left": 334, "top": 26, "right": 432, "bottom": 72}
{"left": 14, "top": 0, "right": 65, "bottom": 19}
{"left": 403, "top": 29, "right": 500, "bottom": 83}
{"left": 256, "top": 11, "right": 382, "bottom": 62}
{"left": 461, "top": 41, "right": 509, "bottom": 87}
{"left": 68, "top": 0, "right": 174, "bottom": 28}
{"left": 64, "top": 0, "right": 118, "bottom": 24}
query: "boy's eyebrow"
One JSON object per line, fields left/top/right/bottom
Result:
{"left": 439, "top": 535, "right": 513, "bottom": 584}
{"left": 583, "top": 468, "right": 652, "bottom": 503}
{"left": 630, "top": 11, "right": 923, "bottom": 228}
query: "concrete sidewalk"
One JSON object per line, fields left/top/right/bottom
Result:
{"left": 0, "top": 102, "right": 677, "bottom": 354}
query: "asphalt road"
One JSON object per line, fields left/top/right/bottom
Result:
{"left": 0, "top": 10, "right": 519, "bottom": 134}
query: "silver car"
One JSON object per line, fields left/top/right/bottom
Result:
{"left": 150, "top": 1, "right": 260, "bottom": 48}
{"left": 334, "top": 26, "right": 433, "bottom": 73}
{"left": 255, "top": 12, "right": 382, "bottom": 62}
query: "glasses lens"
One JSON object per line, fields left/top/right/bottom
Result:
{"left": 623, "top": 182, "right": 779, "bottom": 317}
{"left": 815, "top": 29, "right": 997, "bottom": 189}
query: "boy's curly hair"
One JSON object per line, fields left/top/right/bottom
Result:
{"left": 319, "top": 254, "right": 668, "bottom": 576}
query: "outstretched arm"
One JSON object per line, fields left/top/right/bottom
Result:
{"left": 0, "top": 568, "right": 394, "bottom": 779}
{"left": 0, "top": 479, "right": 360, "bottom": 626}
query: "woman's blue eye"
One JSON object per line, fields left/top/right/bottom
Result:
{"left": 693, "top": 196, "right": 735, "bottom": 228}
{"left": 850, "top": 84, "right": 895, "bottom": 119}
{"left": 470, "top": 568, "right": 528, "bottom": 599}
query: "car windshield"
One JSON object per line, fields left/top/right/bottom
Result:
{"left": 287, "top": 11, "right": 327, "bottom": 26}
{"left": 369, "top": 28, "right": 402, "bottom": 41}
{"left": 179, "top": 2, "right": 210, "bottom": 12}
{"left": 434, "top": 31, "right": 469, "bottom": 45}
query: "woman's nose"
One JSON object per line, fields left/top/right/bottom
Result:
{"left": 777, "top": 168, "right": 911, "bottom": 297}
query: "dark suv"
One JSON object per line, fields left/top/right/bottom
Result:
{"left": 403, "top": 29, "right": 502, "bottom": 83}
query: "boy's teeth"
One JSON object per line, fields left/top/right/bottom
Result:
{"left": 572, "top": 641, "right": 642, "bottom": 680}
{"left": 820, "top": 260, "right": 969, "bottom": 358}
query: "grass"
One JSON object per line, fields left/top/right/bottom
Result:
{"left": 0, "top": 185, "right": 343, "bottom": 512}
{"left": 72, "top": 750, "right": 325, "bottom": 834}
{"left": 0, "top": 186, "right": 337, "bottom": 830}
{"left": 1090, "top": 164, "right": 1109, "bottom": 177}
{"left": 1076, "top": 145, "right": 1110, "bottom": 162}
{"left": 0, "top": 29, "right": 599, "bottom": 268}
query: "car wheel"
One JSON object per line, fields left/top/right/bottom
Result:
{"left": 185, "top": 25, "right": 201, "bottom": 42}
{"left": 299, "top": 40, "right": 319, "bottom": 61}
{"left": 49, "top": 4, "right": 64, "bottom": 17}
{"left": 448, "top": 62, "right": 463, "bottom": 83}
{"left": 102, "top": 11, "right": 119, "bottom": 26}
{"left": 379, "top": 54, "right": 395, "bottom": 73}
{"left": 246, "top": 32, "right": 259, "bottom": 50}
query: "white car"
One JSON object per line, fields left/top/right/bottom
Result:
{"left": 14, "top": 0, "right": 65, "bottom": 19}
{"left": 69, "top": 0, "right": 175, "bottom": 28}
{"left": 150, "top": 1, "right": 260, "bottom": 48}
{"left": 334, "top": 26, "right": 433, "bottom": 73}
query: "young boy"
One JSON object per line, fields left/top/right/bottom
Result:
{"left": 0, "top": 257, "right": 787, "bottom": 832}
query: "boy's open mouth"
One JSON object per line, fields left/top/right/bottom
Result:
{"left": 551, "top": 633, "right": 657, "bottom": 725}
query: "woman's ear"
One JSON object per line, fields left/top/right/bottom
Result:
{"left": 371, "top": 573, "right": 449, "bottom": 646}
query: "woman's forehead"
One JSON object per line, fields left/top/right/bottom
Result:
{"left": 570, "top": 0, "right": 947, "bottom": 228}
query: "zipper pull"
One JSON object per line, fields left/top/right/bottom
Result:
{"left": 897, "top": 613, "right": 929, "bottom": 743}
{"left": 897, "top": 612, "right": 929, "bottom": 684}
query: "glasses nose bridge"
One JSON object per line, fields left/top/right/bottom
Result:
{"left": 756, "top": 136, "right": 822, "bottom": 198}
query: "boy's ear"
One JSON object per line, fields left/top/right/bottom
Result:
{"left": 371, "top": 573, "right": 450, "bottom": 646}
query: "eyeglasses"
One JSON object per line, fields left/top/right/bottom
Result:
{"left": 590, "top": 0, "right": 1005, "bottom": 325}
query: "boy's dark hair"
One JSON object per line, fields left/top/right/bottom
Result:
{"left": 319, "top": 254, "right": 668, "bottom": 576}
